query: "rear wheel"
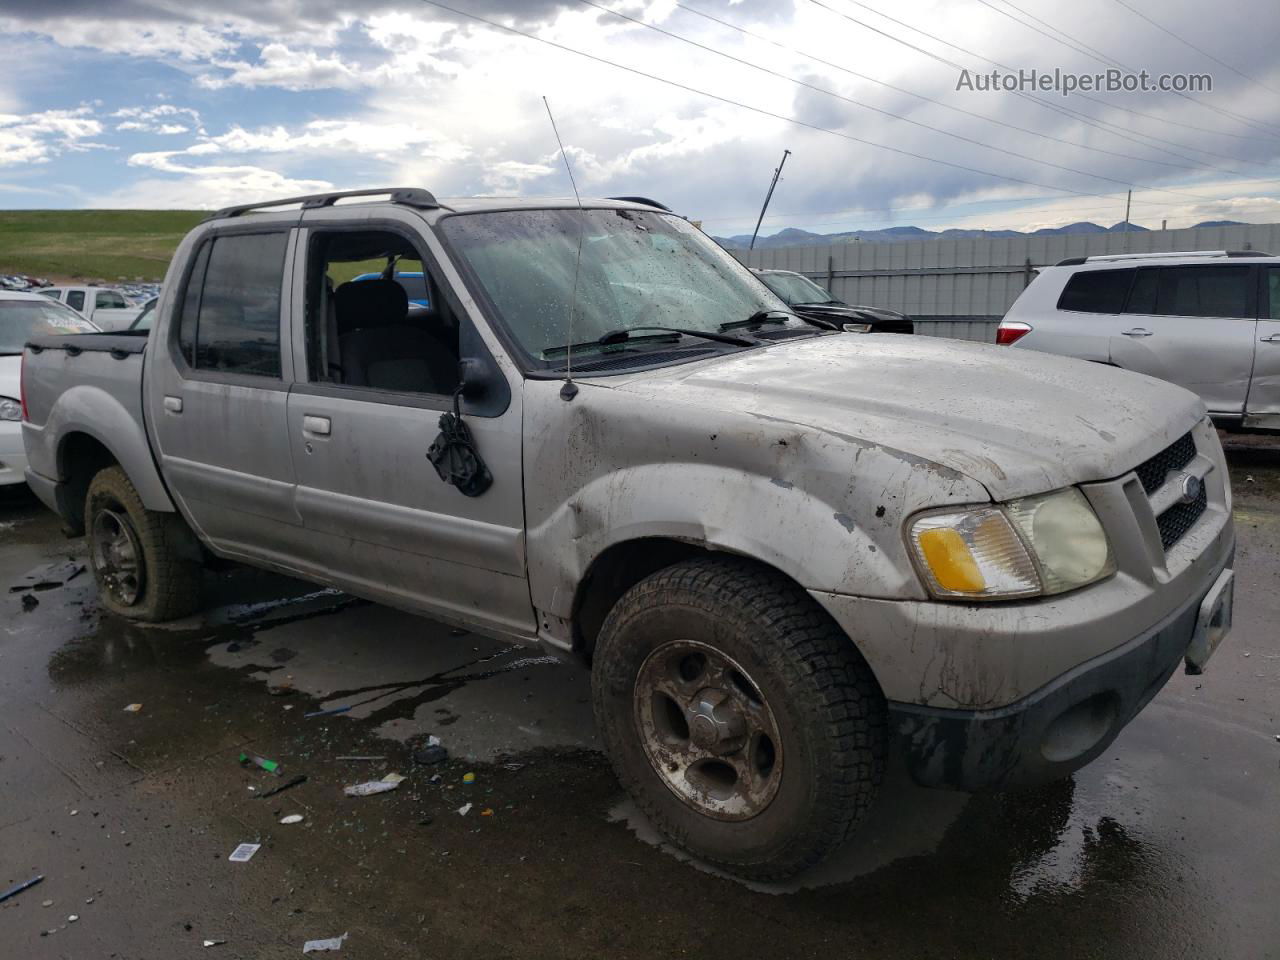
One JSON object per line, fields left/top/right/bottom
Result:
{"left": 85, "top": 466, "right": 202, "bottom": 622}
{"left": 591, "top": 556, "right": 886, "bottom": 881}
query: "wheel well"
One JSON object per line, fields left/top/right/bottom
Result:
{"left": 573, "top": 539, "right": 803, "bottom": 659}
{"left": 58, "top": 433, "right": 118, "bottom": 534}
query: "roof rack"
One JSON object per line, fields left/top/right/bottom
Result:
{"left": 208, "top": 187, "right": 440, "bottom": 221}
{"left": 1055, "top": 249, "right": 1274, "bottom": 266}
{"left": 607, "top": 196, "right": 672, "bottom": 212}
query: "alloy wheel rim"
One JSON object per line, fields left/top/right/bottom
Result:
{"left": 633, "top": 639, "right": 783, "bottom": 821}
{"left": 91, "top": 507, "right": 144, "bottom": 606}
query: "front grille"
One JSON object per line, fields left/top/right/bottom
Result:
{"left": 1156, "top": 484, "right": 1208, "bottom": 549}
{"left": 1135, "top": 431, "right": 1196, "bottom": 494}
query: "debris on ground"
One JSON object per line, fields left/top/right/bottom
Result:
{"left": 481, "top": 808, "right": 495, "bottom": 817}
{"left": 239, "top": 751, "right": 281, "bottom": 775}
{"left": 203, "top": 940, "right": 227, "bottom": 948}
{"left": 302, "top": 932, "right": 349, "bottom": 953}
{"left": 68, "top": 914, "right": 79, "bottom": 923}
{"left": 304, "top": 705, "right": 352, "bottom": 719}
{"left": 335, "top": 756, "right": 385, "bottom": 762}
{"left": 0, "top": 875, "right": 43, "bottom": 904}
{"left": 123, "top": 703, "right": 143, "bottom": 713}
{"left": 255, "top": 775, "right": 307, "bottom": 800}
{"left": 381, "top": 772, "right": 406, "bottom": 785}
{"left": 462, "top": 772, "right": 476, "bottom": 784}
{"left": 1245, "top": 475, "right": 1255, "bottom": 483}
{"left": 412, "top": 745, "right": 447, "bottom": 766}
{"left": 457, "top": 803, "right": 473, "bottom": 816}
{"left": 267, "top": 683, "right": 295, "bottom": 697}
{"left": 228, "top": 843, "right": 261, "bottom": 863}
{"left": 344, "top": 779, "right": 400, "bottom": 797}
{"left": 280, "top": 814, "right": 304, "bottom": 825}
{"left": 20, "top": 594, "right": 38, "bottom": 611}
{"left": 42, "top": 899, "right": 53, "bottom": 907}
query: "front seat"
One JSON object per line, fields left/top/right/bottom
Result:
{"left": 333, "top": 279, "right": 456, "bottom": 393}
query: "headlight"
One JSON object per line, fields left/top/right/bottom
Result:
{"left": 0, "top": 397, "right": 21, "bottom": 421}
{"left": 909, "top": 489, "right": 1114, "bottom": 601}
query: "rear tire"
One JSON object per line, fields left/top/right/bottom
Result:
{"left": 591, "top": 556, "right": 886, "bottom": 881}
{"left": 85, "top": 466, "right": 202, "bottom": 622}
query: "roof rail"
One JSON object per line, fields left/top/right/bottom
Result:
{"left": 207, "top": 187, "right": 440, "bottom": 221}
{"left": 607, "top": 195, "right": 672, "bottom": 212}
{"left": 1055, "top": 249, "right": 1274, "bottom": 266}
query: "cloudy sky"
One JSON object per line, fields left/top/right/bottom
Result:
{"left": 1, "top": 0, "right": 1278, "bottom": 236}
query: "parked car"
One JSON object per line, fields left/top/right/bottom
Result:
{"left": 0, "top": 291, "right": 98, "bottom": 487}
{"left": 39, "top": 284, "right": 142, "bottom": 331}
{"left": 752, "top": 268, "right": 914, "bottom": 333}
{"left": 998, "top": 249, "right": 1280, "bottom": 431}
{"left": 20, "top": 189, "right": 1234, "bottom": 880}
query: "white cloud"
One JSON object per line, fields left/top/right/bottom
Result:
{"left": 0, "top": 106, "right": 105, "bottom": 166}
{"left": 197, "top": 43, "right": 372, "bottom": 91}
{"left": 90, "top": 169, "right": 334, "bottom": 210}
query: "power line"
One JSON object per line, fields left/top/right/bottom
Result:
{"left": 985, "top": 0, "right": 1124, "bottom": 70}
{"left": 676, "top": 1, "right": 1277, "bottom": 180}
{"left": 411, "top": 0, "right": 1135, "bottom": 206}
{"left": 1111, "top": 0, "right": 1280, "bottom": 98}
{"left": 817, "top": 0, "right": 1280, "bottom": 146}
{"left": 970, "top": 0, "right": 1280, "bottom": 139}
{"left": 574, "top": 0, "right": 1226, "bottom": 203}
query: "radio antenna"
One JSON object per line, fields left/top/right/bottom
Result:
{"left": 543, "top": 96, "right": 584, "bottom": 401}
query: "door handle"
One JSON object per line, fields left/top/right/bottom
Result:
{"left": 1261, "top": 334, "right": 1280, "bottom": 342}
{"left": 302, "top": 415, "right": 331, "bottom": 436}
{"left": 1121, "top": 328, "right": 1153, "bottom": 337}
{"left": 163, "top": 395, "right": 183, "bottom": 413}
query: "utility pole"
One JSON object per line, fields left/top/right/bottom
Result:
{"left": 1123, "top": 189, "right": 1132, "bottom": 253}
{"left": 749, "top": 149, "right": 791, "bottom": 251}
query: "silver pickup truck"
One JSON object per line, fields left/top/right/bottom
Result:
{"left": 20, "top": 188, "right": 1235, "bottom": 880}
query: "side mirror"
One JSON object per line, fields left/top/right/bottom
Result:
{"left": 456, "top": 357, "right": 494, "bottom": 400}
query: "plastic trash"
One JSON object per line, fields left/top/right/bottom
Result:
{"left": 203, "top": 940, "right": 227, "bottom": 948}
{"left": 481, "top": 808, "right": 495, "bottom": 817}
{"left": 381, "top": 772, "right": 406, "bottom": 785}
{"left": 239, "top": 752, "right": 281, "bottom": 775}
{"left": 457, "top": 803, "right": 473, "bottom": 816}
{"left": 462, "top": 772, "right": 476, "bottom": 784}
{"left": 228, "top": 843, "right": 261, "bottom": 862}
{"left": 123, "top": 703, "right": 142, "bottom": 713}
{"left": 0, "top": 875, "right": 43, "bottom": 904}
{"left": 303, "top": 933, "right": 349, "bottom": 953}
{"left": 344, "top": 780, "right": 400, "bottom": 797}
{"left": 413, "top": 745, "right": 447, "bottom": 766}
{"left": 305, "top": 705, "right": 351, "bottom": 719}
{"left": 280, "top": 814, "right": 304, "bottom": 825}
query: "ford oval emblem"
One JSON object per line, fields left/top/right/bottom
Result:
{"left": 1179, "top": 474, "right": 1203, "bottom": 505}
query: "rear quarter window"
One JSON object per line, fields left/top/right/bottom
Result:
{"left": 1056, "top": 269, "right": 1135, "bottom": 314}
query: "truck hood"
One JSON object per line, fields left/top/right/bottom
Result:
{"left": 605, "top": 334, "right": 1205, "bottom": 500}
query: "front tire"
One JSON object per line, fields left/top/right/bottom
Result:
{"left": 85, "top": 466, "right": 202, "bottom": 622}
{"left": 591, "top": 556, "right": 886, "bottom": 881}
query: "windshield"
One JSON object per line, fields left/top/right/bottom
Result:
{"left": 439, "top": 208, "right": 790, "bottom": 365}
{"left": 758, "top": 272, "right": 838, "bottom": 305}
{"left": 0, "top": 299, "right": 97, "bottom": 353}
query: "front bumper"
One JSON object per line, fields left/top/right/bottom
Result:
{"left": 888, "top": 563, "right": 1232, "bottom": 790}
{"left": 0, "top": 422, "right": 29, "bottom": 486}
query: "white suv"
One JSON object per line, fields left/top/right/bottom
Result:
{"left": 999, "top": 250, "right": 1280, "bottom": 430}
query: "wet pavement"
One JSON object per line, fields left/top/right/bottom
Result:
{"left": 1, "top": 435, "right": 1278, "bottom": 959}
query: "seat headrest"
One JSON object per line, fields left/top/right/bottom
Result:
{"left": 334, "top": 279, "right": 409, "bottom": 334}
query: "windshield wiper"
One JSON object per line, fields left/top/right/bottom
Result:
{"left": 719, "top": 309, "right": 793, "bottom": 332}
{"left": 543, "top": 325, "right": 754, "bottom": 357}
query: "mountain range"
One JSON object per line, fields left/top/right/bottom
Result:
{"left": 713, "top": 220, "right": 1247, "bottom": 250}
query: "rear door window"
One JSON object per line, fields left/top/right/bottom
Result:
{"left": 1056, "top": 269, "right": 1134, "bottom": 313}
{"left": 177, "top": 232, "right": 288, "bottom": 377}
{"left": 1156, "top": 265, "right": 1251, "bottom": 318}
{"left": 65, "top": 290, "right": 86, "bottom": 312}
{"left": 95, "top": 290, "right": 127, "bottom": 309}
{"left": 1123, "top": 269, "right": 1159, "bottom": 314}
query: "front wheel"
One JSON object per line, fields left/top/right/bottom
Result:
{"left": 591, "top": 556, "right": 886, "bottom": 881}
{"left": 85, "top": 466, "right": 202, "bottom": 622}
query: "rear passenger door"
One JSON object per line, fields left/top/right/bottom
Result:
{"left": 146, "top": 224, "right": 308, "bottom": 565}
{"left": 1109, "top": 264, "right": 1257, "bottom": 414}
{"left": 1246, "top": 266, "right": 1280, "bottom": 428}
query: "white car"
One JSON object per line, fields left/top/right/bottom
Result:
{"left": 0, "top": 291, "right": 98, "bottom": 486}
{"left": 39, "top": 284, "right": 142, "bottom": 331}
{"left": 999, "top": 249, "right": 1280, "bottom": 431}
